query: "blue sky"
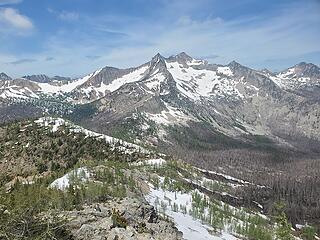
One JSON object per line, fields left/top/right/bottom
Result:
{"left": 0, "top": 0, "right": 319, "bottom": 77}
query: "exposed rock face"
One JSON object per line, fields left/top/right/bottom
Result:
{"left": 63, "top": 198, "right": 182, "bottom": 240}
{"left": 0, "top": 72, "right": 11, "bottom": 81}
{"left": 22, "top": 74, "right": 51, "bottom": 83}
{"left": 22, "top": 74, "right": 71, "bottom": 83}
{"left": 288, "top": 62, "right": 320, "bottom": 80}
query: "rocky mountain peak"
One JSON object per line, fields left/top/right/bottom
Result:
{"left": 227, "top": 61, "right": 251, "bottom": 75}
{"left": 149, "top": 53, "right": 167, "bottom": 73}
{"left": 0, "top": 72, "right": 12, "bottom": 81}
{"left": 228, "top": 60, "right": 242, "bottom": 69}
{"left": 21, "top": 74, "right": 71, "bottom": 83}
{"left": 151, "top": 53, "right": 164, "bottom": 62}
{"left": 22, "top": 74, "right": 51, "bottom": 83}
{"left": 294, "top": 62, "right": 320, "bottom": 78}
{"left": 175, "top": 52, "right": 193, "bottom": 62}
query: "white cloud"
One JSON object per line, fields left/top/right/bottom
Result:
{"left": 48, "top": 8, "right": 79, "bottom": 22}
{"left": 0, "top": 7, "right": 33, "bottom": 30}
{"left": 0, "top": 0, "right": 319, "bottom": 76}
{"left": 108, "top": 0, "right": 320, "bottom": 70}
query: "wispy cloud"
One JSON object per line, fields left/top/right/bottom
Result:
{"left": 58, "top": 11, "right": 79, "bottom": 21}
{"left": 0, "top": 0, "right": 22, "bottom": 5}
{"left": 198, "top": 54, "right": 220, "bottom": 60}
{"left": 104, "top": 0, "right": 320, "bottom": 70}
{"left": 48, "top": 8, "right": 79, "bottom": 21}
{"left": 7, "top": 58, "right": 36, "bottom": 65}
{"left": 0, "top": 7, "right": 33, "bottom": 30}
{"left": 0, "top": 0, "right": 319, "bottom": 76}
{"left": 86, "top": 55, "right": 101, "bottom": 60}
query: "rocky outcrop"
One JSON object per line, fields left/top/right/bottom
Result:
{"left": 63, "top": 198, "right": 182, "bottom": 240}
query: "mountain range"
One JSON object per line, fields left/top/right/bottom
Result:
{"left": 1, "top": 52, "right": 319, "bottom": 152}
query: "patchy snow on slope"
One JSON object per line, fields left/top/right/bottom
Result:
{"left": 94, "top": 81, "right": 108, "bottom": 95}
{"left": 38, "top": 68, "right": 103, "bottom": 94}
{"left": 277, "top": 67, "right": 295, "bottom": 79}
{"left": 146, "top": 186, "right": 212, "bottom": 239}
{"left": 217, "top": 67, "right": 233, "bottom": 77}
{"left": 35, "top": 117, "right": 66, "bottom": 132}
{"left": 71, "top": 66, "right": 148, "bottom": 99}
{"left": 35, "top": 117, "right": 149, "bottom": 154}
{"left": 145, "top": 73, "right": 166, "bottom": 92}
{"left": 145, "top": 102, "right": 196, "bottom": 126}
{"left": 35, "top": 117, "right": 65, "bottom": 132}
{"left": 268, "top": 75, "right": 286, "bottom": 88}
{"left": 133, "top": 158, "right": 167, "bottom": 166}
{"left": 200, "top": 174, "right": 242, "bottom": 189}
{"left": 0, "top": 87, "right": 29, "bottom": 99}
{"left": 146, "top": 183, "right": 240, "bottom": 240}
{"left": 270, "top": 73, "right": 313, "bottom": 90}
{"left": 102, "top": 66, "right": 148, "bottom": 92}
{"left": 165, "top": 61, "right": 243, "bottom": 101}
{"left": 50, "top": 167, "right": 90, "bottom": 190}
{"left": 166, "top": 61, "right": 219, "bottom": 100}
{"left": 196, "top": 167, "right": 267, "bottom": 189}
{"left": 188, "top": 59, "right": 206, "bottom": 66}
{"left": 0, "top": 82, "right": 40, "bottom": 99}
{"left": 196, "top": 167, "right": 252, "bottom": 185}
{"left": 268, "top": 67, "right": 315, "bottom": 90}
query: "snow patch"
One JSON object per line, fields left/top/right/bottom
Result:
{"left": 38, "top": 71, "right": 98, "bottom": 94}
{"left": 101, "top": 66, "right": 148, "bottom": 92}
{"left": 145, "top": 102, "right": 196, "bottom": 126}
{"left": 35, "top": 117, "right": 149, "bottom": 154}
{"left": 146, "top": 183, "right": 240, "bottom": 240}
{"left": 166, "top": 61, "right": 243, "bottom": 101}
{"left": 133, "top": 158, "right": 167, "bottom": 166}
{"left": 49, "top": 167, "right": 90, "bottom": 190}
{"left": 217, "top": 67, "right": 233, "bottom": 77}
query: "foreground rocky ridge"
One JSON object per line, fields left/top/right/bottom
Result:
{"left": 0, "top": 117, "right": 319, "bottom": 239}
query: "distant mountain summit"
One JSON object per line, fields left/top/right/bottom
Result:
{"left": 293, "top": 62, "right": 320, "bottom": 79}
{"left": 0, "top": 72, "right": 12, "bottom": 81}
{"left": 266, "top": 62, "right": 320, "bottom": 90}
{"left": 22, "top": 74, "right": 71, "bottom": 83}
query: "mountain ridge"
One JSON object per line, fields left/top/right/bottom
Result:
{"left": 21, "top": 74, "right": 72, "bottom": 83}
{"left": 1, "top": 52, "right": 319, "bottom": 103}
{"left": 0, "top": 52, "right": 319, "bottom": 151}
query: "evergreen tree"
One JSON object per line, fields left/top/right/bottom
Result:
{"left": 274, "top": 202, "right": 293, "bottom": 240}
{"left": 301, "top": 225, "right": 316, "bottom": 240}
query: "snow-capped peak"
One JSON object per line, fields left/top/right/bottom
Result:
{"left": 1, "top": 53, "right": 319, "bottom": 104}
{"left": 168, "top": 52, "right": 206, "bottom": 66}
{"left": 270, "top": 62, "right": 320, "bottom": 90}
